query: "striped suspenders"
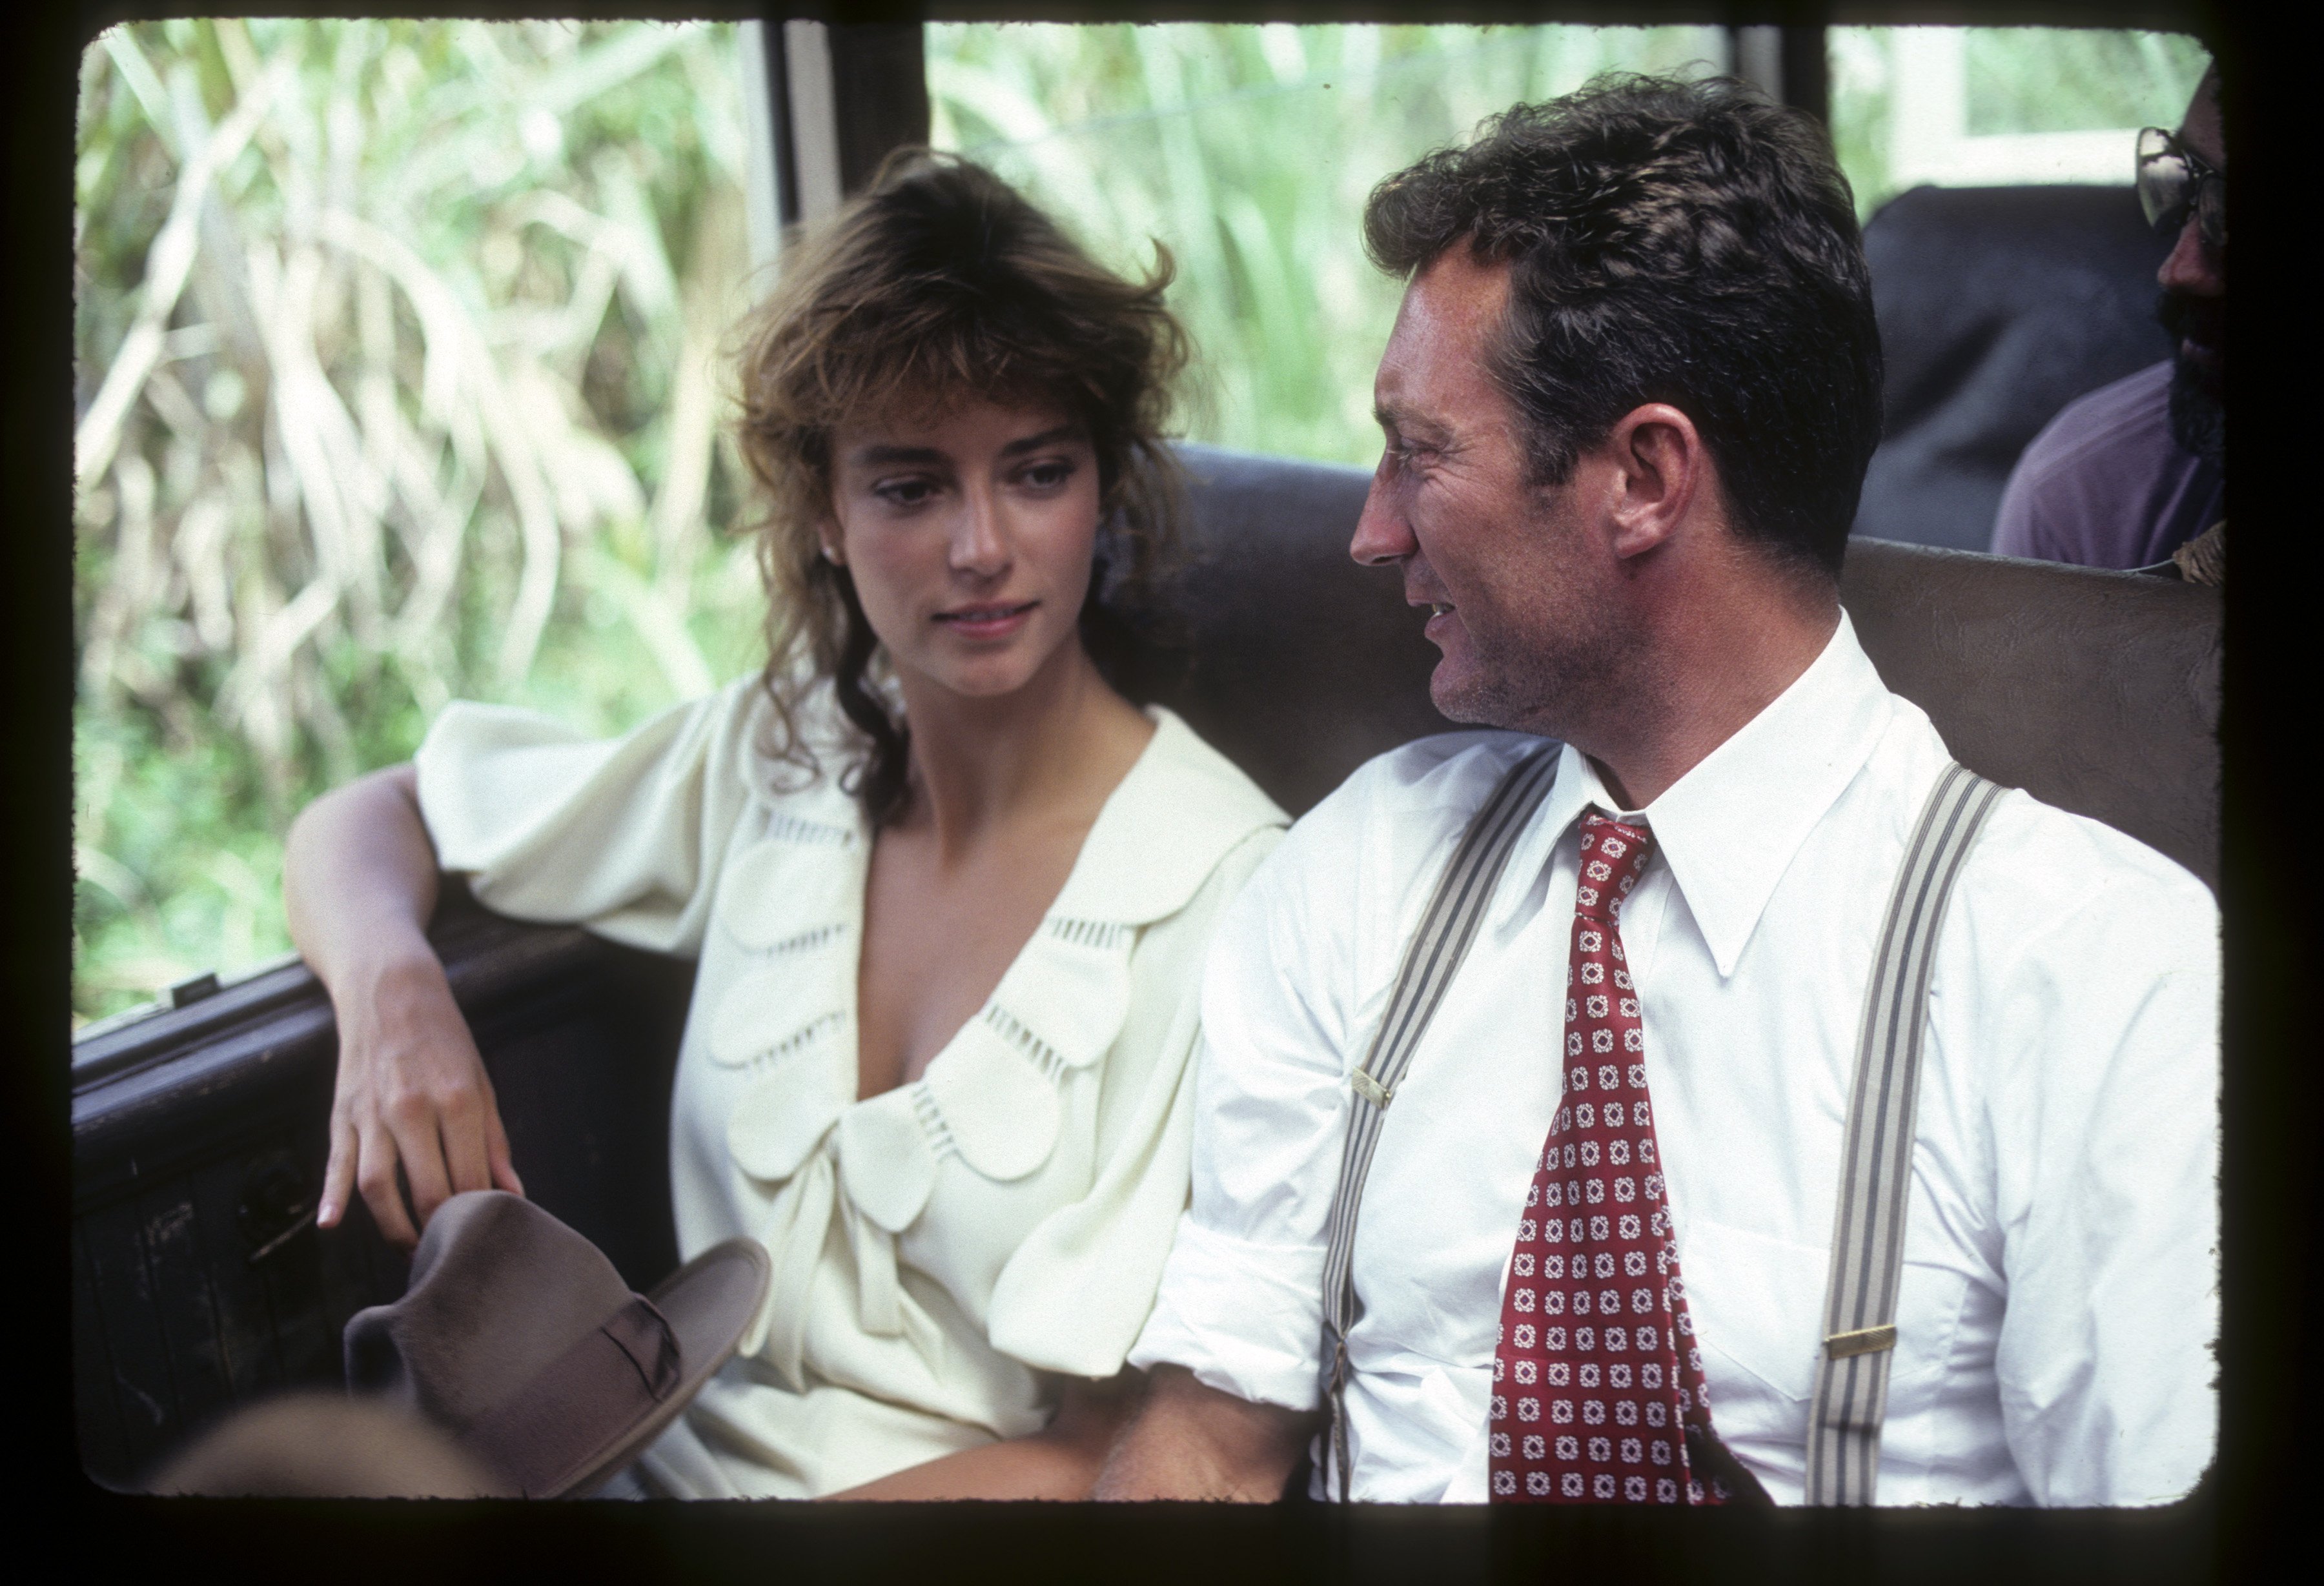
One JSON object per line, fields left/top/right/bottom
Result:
{"left": 1804, "top": 762, "right": 2003, "bottom": 1505}
{"left": 1318, "top": 745, "right": 1561, "bottom": 1502}
{"left": 1314, "top": 754, "right": 1999, "bottom": 1507}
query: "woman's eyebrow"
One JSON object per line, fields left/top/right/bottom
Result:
{"left": 998, "top": 424, "right": 1086, "bottom": 457}
{"left": 850, "top": 443, "right": 949, "bottom": 467}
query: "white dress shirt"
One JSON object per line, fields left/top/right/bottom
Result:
{"left": 1129, "top": 613, "right": 2217, "bottom": 1507}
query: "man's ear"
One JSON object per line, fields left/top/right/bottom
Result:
{"left": 1604, "top": 403, "right": 1707, "bottom": 562}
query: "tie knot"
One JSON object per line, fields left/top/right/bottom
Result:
{"left": 1576, "top": 811, "right": 1653, "bottom": 920}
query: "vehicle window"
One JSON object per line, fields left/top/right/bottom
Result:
{"left": 925, "top": 22, "right": 1728, "bottom": 468}
{"left": 1830, "top": 26, "right": 2209, "bottom": 215}
{"left": 72, "top": 19, "right": 760, "bottom": 1026}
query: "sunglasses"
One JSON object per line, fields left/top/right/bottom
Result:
{"left": 2136, "top": 127, "right": 2227, "bottom": 252}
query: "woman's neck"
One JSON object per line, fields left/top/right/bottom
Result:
{"left": 888, "top": 639, "right": 1154, "bottom": 862}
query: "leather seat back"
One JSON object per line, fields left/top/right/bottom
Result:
{"left": 1122, "top": 446, "right": 2219, "bottom": 892}
{"left": 1850, "top": 183, "right": 2173, "bottom": 552}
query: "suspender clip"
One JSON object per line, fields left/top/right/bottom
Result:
{"left": 1351, "top": 1070, "right": 1393, "bottom": 1108}
{"left": 1824, "top": 1324, "right": 1897, "bottom": 1358}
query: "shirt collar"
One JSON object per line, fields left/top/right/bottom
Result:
{"left": 1496, "top": 611, "right": 1895, "bottom": 977}
{"left": 1048, "top": 706, "right": 1288, "bottom": 924}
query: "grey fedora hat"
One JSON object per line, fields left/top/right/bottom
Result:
{"left": 345, "top": 1190, "right": 769, "bottom": 1498}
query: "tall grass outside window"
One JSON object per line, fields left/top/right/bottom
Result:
{"left": 74, "top": 19, "right": 761, "bottom": 1024}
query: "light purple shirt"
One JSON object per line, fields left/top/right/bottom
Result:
{"left": 1990, "top": 361, "right": 2223, "bottom": 569}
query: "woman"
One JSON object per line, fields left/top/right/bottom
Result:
{"left": 283, "top": 152, "right": 1287, "bottom": 1500}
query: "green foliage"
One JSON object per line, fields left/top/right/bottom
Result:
{"left": 1830, "top": 27, "right": 2208, "bottom": 216}
{"left": 73, "top": 19, "right": 759, "bottom": 1024}
{"left": 1962, "top": 28, "right": 2207, "bottom": 138}
{"left": 927, "top": 22, "right": 1728, "bottom": 468}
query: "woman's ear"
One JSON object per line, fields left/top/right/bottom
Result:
{"left": 818, "top": 523, "right": 846, "bottom": 566}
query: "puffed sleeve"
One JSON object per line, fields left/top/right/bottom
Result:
{"left": 412, "top": 676, "right": 770, "bottom": 959}
{"left": 983, "top": 825, "right": 1285, "bottom": 1381}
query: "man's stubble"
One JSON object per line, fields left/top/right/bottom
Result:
{"left": 1427, "top": 499, "right": 1657, "bottom": 752}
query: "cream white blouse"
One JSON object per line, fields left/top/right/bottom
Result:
{"left": 414, "top": 676, "right": 1286, "bottom": 1498}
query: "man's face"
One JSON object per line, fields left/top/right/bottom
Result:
{"left": 1350, "top": 250, "right": 1635, "bottom": 738}
{"left": 2158, "top": 67, "right": 2225, "bottom": 462}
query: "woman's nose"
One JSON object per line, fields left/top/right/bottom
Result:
{"left": 950, "top": 487, "right": 1011, "bottom": 576}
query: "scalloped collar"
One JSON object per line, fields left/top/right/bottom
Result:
{"left": 747, "top": 703, "right": 1285, "bottom": 926}
{"left": 1048, "top": 706, "right": 1287, "bottom": 925}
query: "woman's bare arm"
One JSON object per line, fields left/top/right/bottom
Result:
{"left": 283, "top": 763, "right": 520, "bottom": 1247}
{"left": 822, "top": 1372, "right": 1143, "bottom": 1501}
{"left": 1091, "top": 1364, "right": 1314, "bottom": 1501}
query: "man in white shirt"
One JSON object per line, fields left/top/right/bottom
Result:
{"left": 1096, "top": 77, "right": 2216, "bottom": 1507}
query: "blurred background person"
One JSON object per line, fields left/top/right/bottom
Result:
{"left": 1990, "top": 61, "right": 2225, "bottom": 581}
{"left": 143, "top": 1394, "right": 513, "bottom": 1499}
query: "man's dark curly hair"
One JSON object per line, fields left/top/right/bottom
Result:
{"left": 1363, "top": 74, "right": 1882, "bottom": 580}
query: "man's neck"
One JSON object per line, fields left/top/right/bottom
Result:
{"left": 1576, "top": 580, "right": 1840, "bottom": 811}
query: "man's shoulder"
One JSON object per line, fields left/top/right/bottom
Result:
{"left": 2012, "top": 361, "right": 2176, "bottom": 485}
{"left": 1247, "top": 731, "right": 1551, "bottom": 914}
{"left": 1303, "top": 729, "right": 1551, "bottom": 837}
{"left": 1950, "top": 778, "right": 2215, "bottom": 948}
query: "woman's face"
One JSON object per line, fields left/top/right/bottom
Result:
{"left": 825, "top": 398, "right": 1103, "bottom": 703}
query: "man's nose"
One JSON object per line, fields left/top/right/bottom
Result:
{"left": 950, "top": 486, "right": 1010, "bottom": 576}
{"left": 2157, "top": 215, "right": 2224, "bottom": 296}
{"left": 1350, "top": 460, "right": 1416, "bottom": 567}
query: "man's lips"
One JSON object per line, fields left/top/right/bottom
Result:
{"left": 933, "top": 600, "right": 1038, "bottom": 638}
{"left": 1411, "top": 595, "right": 1458, "bottom": 644}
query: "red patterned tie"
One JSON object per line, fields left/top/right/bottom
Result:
{"left": 1487, "top": 811, "right": 1738, "bottom": 1505}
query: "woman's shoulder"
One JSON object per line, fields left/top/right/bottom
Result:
{"left": 1047, "top": 707, "right": 1288, "bottom": 928}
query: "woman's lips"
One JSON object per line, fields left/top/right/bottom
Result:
{"left": 933, "top": 600, "right": 1038, "bottom": 640}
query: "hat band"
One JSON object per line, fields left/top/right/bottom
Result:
{"left": 466, "top": 1296, "right": 682, "bottom": 1498}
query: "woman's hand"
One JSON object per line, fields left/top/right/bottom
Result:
{"left": 286, "top": 763, "right": 522, "bottom": 1248}
{"left": 318, "top": 946, "right": 522, "bottom": 1247}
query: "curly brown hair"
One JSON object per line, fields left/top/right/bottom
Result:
{"left": 729, "top": 148, "right": 1190, "bottom": 826}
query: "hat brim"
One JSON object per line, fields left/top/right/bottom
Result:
{"left": 543, "top": 1237, "right": 771, "bottom": 1499}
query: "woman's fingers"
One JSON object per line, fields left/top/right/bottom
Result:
{"left": 318, "top": 1108, "right": 359, "bottom": 1230}
{"left": 437, "top": 1076, "right": 494, "bottom": 1198}
{"left": 485, "top": 1096, "right": 525, "bottom": 1198}
{"left": 385, "top": 1084, "right": 458, "bottom": 1235}
{"left": 355, "top": 1116, "right": 421, "bottom": 1248}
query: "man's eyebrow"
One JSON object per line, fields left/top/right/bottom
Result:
{"left": 1374, "top": 401, "right": 1444, "bottom": 440}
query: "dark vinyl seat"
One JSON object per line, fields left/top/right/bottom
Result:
{"left": 1162, "top": 446, "right": 2219, "bottom": 891}
{"left": 1850, "top": 184, "right": 2174, "bottom": 553}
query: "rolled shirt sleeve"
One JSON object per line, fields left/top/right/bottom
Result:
{"left": 1128, "top": 779, "right": 1372, "bottom": 1411}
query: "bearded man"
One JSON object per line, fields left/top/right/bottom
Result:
{"left": 1990, "top": 63, "right": 2227, "bottom": 582}
{"left": 1095, "top": 75, "right": 2217, "bottom": 1508}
